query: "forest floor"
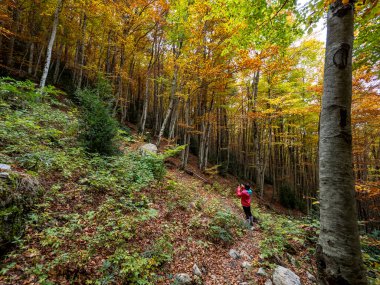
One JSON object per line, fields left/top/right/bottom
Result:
{"left": 122, "top": 138, "right": 318, "bottom": 285}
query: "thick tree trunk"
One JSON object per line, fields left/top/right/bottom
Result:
{"left": 39, "top": 0, "right": 63, "bottom": 89}
{"left": 317, "top": 1, "right": 367, "bottom": 284}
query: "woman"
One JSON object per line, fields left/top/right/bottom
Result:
{"left": 236, "top": 184, "right": 254, "bottom": 228}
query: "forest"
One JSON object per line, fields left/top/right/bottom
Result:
{"left": 0, "top": 0, "right": 379, "bottom": 284}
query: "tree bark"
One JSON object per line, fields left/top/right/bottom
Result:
{"left": 39, "top": 0, "right": 63, "bottom": 89}
{"left": 317, "top": 1, "right": 367, "bottom": 284}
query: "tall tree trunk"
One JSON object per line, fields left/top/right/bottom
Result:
{"left": 181, "top": 97, "right": 191, "bottom": 169}
{"left": 77, "top": 13, "right": 87, "bottom": 89}
{"left": 168, "top": 97, "right": 180, "bottom": 140}
{"left": 317, "top": 1, "right": 367, "bottom": 284}
{"left": 28, "top": 42, "right": 34, "bottom": 75}
{"left": 40, "top": 0, "right": 63, "bottom": 89}
{"left": 157, "top": 64, "right": 178, "bottom": 146}
{"left": 251, "top": 70, "right": 265, "bottom": 195}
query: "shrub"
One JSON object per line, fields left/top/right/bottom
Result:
{"left": 83, "top": 152, "right": 165, "bottom": 193}
{"left": 104, "top": 249, "right": 156, "bottom": 285}
{"left": 207, "top": 210, "right": 245, "bottom": 243}
{"left": 76, "top": 84, "right": 118, "bottom": 155}
{"left": 142, "top": 235, "right": 173, "bottom": 266}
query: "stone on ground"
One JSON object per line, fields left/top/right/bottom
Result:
{"left": 0, "top": 164, "right": 11, "bottom": 171}
{"left": 265, "top": 279, "right": 273, "bottom": 285}
{"left": 257, "top": 267, "right": 267, "bottom": 276}
{"left": 272, "top": 266, "right": 301, "bottom": 285}
{"left": 139, "top": 143, "right": 158, "bottom": 155}
{"left": 229, "top": 249, "right": 240, "bottom": 259}
{"left": 174, "top": 273, "right": 192, "bottom": 284}
{"left": 193, "top": 263, "right": 202, "bottom": 276}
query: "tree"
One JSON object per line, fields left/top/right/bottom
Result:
{"left": 39, "top": 0, "right": 63, "bottom": 89}
{"left": 317, "top": 0, "right": 367, "bottom": 284}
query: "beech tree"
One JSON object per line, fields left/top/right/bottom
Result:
{"left": 317, "top": 0, "right": 367, "bottom": 284}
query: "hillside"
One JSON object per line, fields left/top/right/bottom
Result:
{"left": 0, "top": 79, "right": 379, "bottom": 285}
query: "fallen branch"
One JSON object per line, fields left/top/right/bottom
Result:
{"left": 184, "top": 168, "right": 212, "bottom": 184}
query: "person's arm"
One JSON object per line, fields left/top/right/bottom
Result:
{"left": 236, "top": 185, "right": 242, "bottom": 197}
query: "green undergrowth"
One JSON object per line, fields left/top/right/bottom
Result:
{"left": 257, "top": 208, "right": 319, "bottom": 269}
{"left": 256, "top": 207, "right": 379, "bottom": 283}
{"left": 164, "top": 179, "right": 247, "bottom": 244}
{"left": 0, "top": 78, "right": 170, "bottom": 284}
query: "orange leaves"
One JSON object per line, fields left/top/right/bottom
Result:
{"left": 356, "top": 181, "right": 380, "bottom": 199}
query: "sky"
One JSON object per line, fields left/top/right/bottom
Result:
{"left": 297, "top": 0, "right": 327, "bottom": 43}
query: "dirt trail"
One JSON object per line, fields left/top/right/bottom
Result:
{"left": 151, "top": 168, "right": 267, "bottom": 285}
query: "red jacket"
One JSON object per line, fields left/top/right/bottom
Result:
{"left": 236, "top": 186, "right": 251, "bottom": 207}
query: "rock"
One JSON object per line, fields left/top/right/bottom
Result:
{"left": 139, "top": 143, "right": 158, "bottom": 155}
{"left": 229, "top": 249, "right": 240, "bottom": 259}
{"left": 239, "top": 283, "right": 249, "bottom": 285}
{"left": 241, "top": 261, "right": 252, "bottom": 269}
{"left": 307, "top": 271, "right": 316, "bottom": 282}
{"left": 0, "top": 172, "right": 9, "bottom": 179}
{"left": 272, "top": 266, "right": 301, "bottom": 285}
{"left": 193, "top": 264, "right": 202, "bottom": 276}
{"left": 174, "top": 273, "right": 192, "bottom": 285}
{"left": 265, "top": 280, "right": 273, "bottom": 285}
{"left": 0, "top": 164, "right": 11, "bottom": 171}
{"left": 0, "top": 173, "right": 41, "bottom": 256}
{"left": 257, "top": 267, "right": 267, "bottom": 276}
{"left": 240, "top": 250, "right": 252, "bottom": 260}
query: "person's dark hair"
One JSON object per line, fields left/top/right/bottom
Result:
{"left": 244, "top": 184, "right": 250, "bottom": 190}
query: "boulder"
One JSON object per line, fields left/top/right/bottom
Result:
{"left": 174, "top": 273, "right": 192, "bottom": 285}
{"left": 193, "top": 264, "right": 202, "bottom": 276}
{"left": 0, "top": 173, "right": 41, "bottom": 256}
{"left": 229, "top": 249, "right": 240, "bottom": 259}
{"left": 257, "top": 267, "right": 267, "bottom": 276}
{"left": 272, "top": 266, "right": 301, "bottom": 285}
{"left": 0, "top": 164, "right": 11, "bottom": 171}
{"left": 139, "top": 143, "right": 158, "bottom": 155}
{"left": 265, "top": 280, "right": 273, "bottom": 285}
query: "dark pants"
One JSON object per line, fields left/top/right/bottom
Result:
{"left": 242, "top": 206, "right": 252, "bottom": 219}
